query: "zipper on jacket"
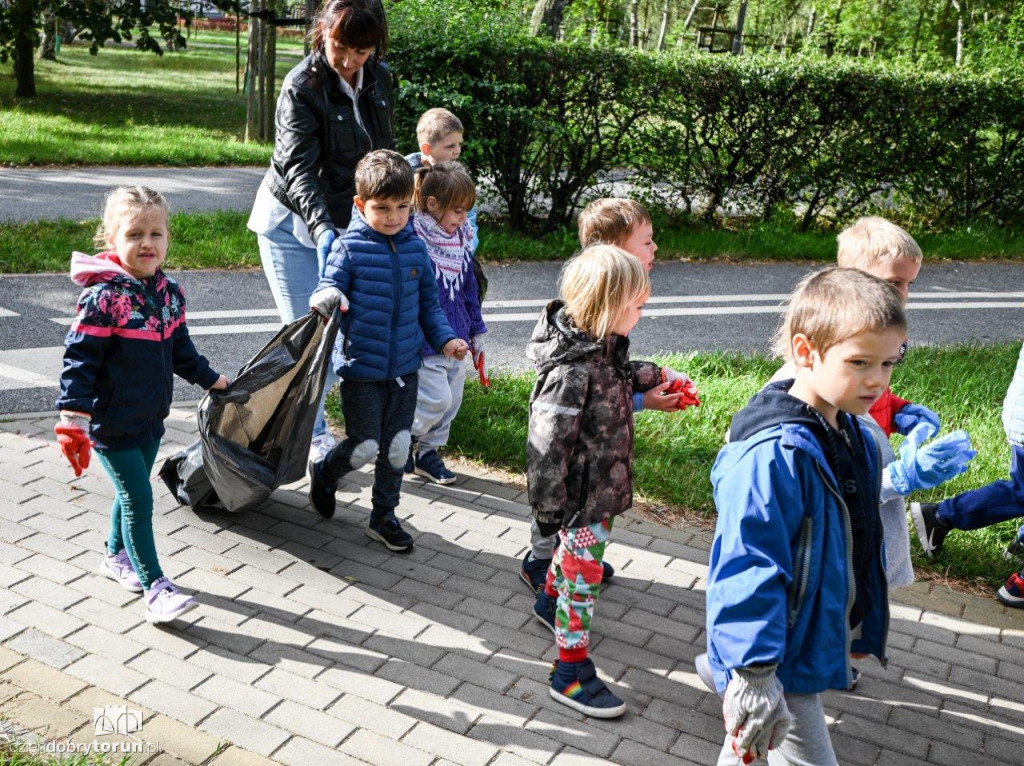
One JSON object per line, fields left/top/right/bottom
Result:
{"left": 868, "top": 433, "right": 890, "bottom": 667}
{"left": 787, "top": 516, "right": 813, "bottom": 628}
{"left": 387, "top": 236, "right": 400, "bottom": 380}
{"left": 816, "top": 462, "right": 857, "bottom": 688}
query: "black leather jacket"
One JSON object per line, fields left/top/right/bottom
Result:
{"left": 262, "top": 51, "right": 395, "bottom": 243}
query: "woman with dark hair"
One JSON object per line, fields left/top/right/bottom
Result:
{"left": 247, "top": 0, "right": 394, "bottom": 459}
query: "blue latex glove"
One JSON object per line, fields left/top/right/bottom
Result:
{"left": 887, "top": 423, "right": 977, "bottom": 495}
{"left": 316, "top": 229, "right": 337, "bottom": 278}
{"left": 893, "top": 403, "right": 941, "bottom": 439}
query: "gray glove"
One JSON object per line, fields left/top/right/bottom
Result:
{"left": 723, "top": 665, "right": 792, "bottom": 761}
{"left": 309, "top": 287, "right": 349, "bottom": 318}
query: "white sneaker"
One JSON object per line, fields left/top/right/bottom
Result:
{"left": 144, "top": 577, "right": 198, "bottom": 624}
{"left": 98, "top": 549, "right": 143, "bottom": 593}
{"left": 310, "top": 432, "right": 338, "bottom": 462}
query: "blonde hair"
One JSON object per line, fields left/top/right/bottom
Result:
{"left": 416, "top": 108, "right": 464, "bottom": 147}
{"left": 414, "top": 161, "right": 477, "bottom": 217}
{"left": 94, "top": 186, "right": 170, "bottom": 248}
{"left": 772, "top": 267, "right": 906, "bottom": 359}
{"left": 560, "top": 245, "right": 650, "bottom": 339}
{"left": 577, "top": 198, "right": 652, "bottom": 248}
{"left": 836, "top": 216, "right": 923, "bottom": 270}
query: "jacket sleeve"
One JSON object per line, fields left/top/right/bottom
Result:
{"left": 275, "top": 80, "right": 335, "bottom": 243}
{"left": 630, "top": 361, "right": 662, "bottom": 393}
{"left": 56, "top": 289, "right": 112, "bottom": 414}
{"left": 317, "top": 241, "right": 353, "bottom": 296}
{"left": 527, "top": 365, "right": 588, "bottom": 522}
{"left": 168, "top": 287, "right": 219, "bottom": 388}
{"left": 463, "top": 250, "right": 487, "bottom": 338}
{"left": 417, "top": 248, "right": 457, "bottom": 352}
{"left": 706, "top": 441, "right": 806, "bottom": 671}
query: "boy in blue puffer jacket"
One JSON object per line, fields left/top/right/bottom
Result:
{"left": 308, "top": 150, "right": 468, "bottom": 551}
{"left": 706, "top": 268, "right": 904, "bottom": 765}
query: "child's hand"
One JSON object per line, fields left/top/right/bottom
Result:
{"left": 644, "top": 381, "right": 683, "bottom": 411}
{"left": 647, "top": 367, "right": 700, "bottom": 412}
{"left": 723, "top": 665, "right": 792, "bottom": 762}
{"left": 894, "top": 403, "right": 940, "bottom": 440}
{"left": 315, "top": 229, "right": 338, "bottom": 277}
{"left": 471, "top": 334, "right": 486, "bottom": 367}
{"left": 443, "top": 338, "right": 469, "bottom": 360}
{"left": 54, "top": 411, "right": 92, "bottom": 477}
{"left": 210, "top": 375, "right": 229, "bottom": 391}
{"left": 309, "top": 287, "right": 349, "bottom": 319}
{"left": 888, "top": 426, "right": 977, "bottom": 494}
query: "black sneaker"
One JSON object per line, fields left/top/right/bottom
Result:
{"left": 366, "top": 514, "right": 414, "bottom": 552}
{"left": 549, "top": 659, "right": 626, "bottom": 718}
{"left": 910, "top": 502, "right": 951, "bottom": 557}
{"left": 309, "top": 459, "right": 337, "bottom": 519}
{"left": 520, "top": 552, "right": 552, "bottom": 594}
{"left": 414, "top": 449, "right": 457, "bottom": 485}
{"left": 404, "top": 437, "right": 418, "bottom": 474}
{"left": 533, "top": 590, "right": 556, "bottom": 636}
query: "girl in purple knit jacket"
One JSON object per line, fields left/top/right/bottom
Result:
{"left": 406, "top": 161, "right": 486, "bottom": 485}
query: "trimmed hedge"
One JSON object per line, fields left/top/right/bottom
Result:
{"left": 387, "top": 24, "right": 1024, "bottom": 232}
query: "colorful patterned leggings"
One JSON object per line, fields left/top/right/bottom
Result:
{"left": 544, "top": 518, "right": 613, "bottom": 663}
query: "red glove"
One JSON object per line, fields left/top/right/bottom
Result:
{"left": 476, "top": 351, "right": 491, "bottom": 388}
{"left": 665, "top": 377, "right": 700, "bottom": 410}
{"left": 55, "top": 411, "right": 92, "bottom": 477}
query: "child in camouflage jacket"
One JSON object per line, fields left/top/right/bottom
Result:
{"left": 526, "top": 245, "right": 661, "bottom": 720}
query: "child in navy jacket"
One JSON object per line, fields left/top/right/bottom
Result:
{"left": 56, "top": 186, "right": 227, "bottom": 624}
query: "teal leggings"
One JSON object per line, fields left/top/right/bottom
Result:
{"left": 96, "top": 440, "right": 162, "bottom": 590}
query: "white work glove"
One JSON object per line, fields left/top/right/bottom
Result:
{"left": 309, "top": 287, "right": 349, "bottom": 318}
{"left": 723, "top": 665, "right": 792, "bottom": 762}
{"left": 661, "top": 366, "right": 692, "bottom": 387}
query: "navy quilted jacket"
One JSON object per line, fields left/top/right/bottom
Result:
{"left": 317, "top": 214, "right": 456, "bottom": 381}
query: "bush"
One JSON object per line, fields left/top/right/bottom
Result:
{"left": 385, "top": 13, "right": 1024, "bottom": 233}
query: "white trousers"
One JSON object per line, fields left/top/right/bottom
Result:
{"left": 412, "top": 354, "right": 466, "bottom": 450}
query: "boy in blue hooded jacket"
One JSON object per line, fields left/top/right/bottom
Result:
{"left": 706, "top": 268, "right": 906, "bottom": 765}
{"left": 308, "top": 150, "right": 468, "bottom": 551}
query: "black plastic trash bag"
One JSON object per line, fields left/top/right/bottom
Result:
{"left": 161, "top": 310, "right": 340, "bottom": 513}
{"left": 158, "top": 440, "right": 224, "bottom": 513}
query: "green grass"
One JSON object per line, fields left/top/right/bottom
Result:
{"left": 0, "top": 44, "right": 283, "bottom": 166}
{"left": 6, "top": 211, "right": 1023, "bottom": 274}
{"left": 347, "top": 343, "right": 1021, "bottom": 588}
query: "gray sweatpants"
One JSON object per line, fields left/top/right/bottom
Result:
{"left": 716, "top": 693, "right": 837, "bottom": 766}
{"left": 530, "top": 517, "right": 558, "bottom": 560}
{"left": 411, "top": 354, "right": 466, "bottom": 450}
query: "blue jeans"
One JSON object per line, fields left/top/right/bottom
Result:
{"left": 257, "top": 216, "right": 339, "bottom": 438}
{"left": 97, "top": 440, "right": 163, "bottom": 590}
{"left": 321, "top": 372, "right": 419, "bottom": 517}
{"left": 937, "top": 443, "right": 1024, "bottom": 530}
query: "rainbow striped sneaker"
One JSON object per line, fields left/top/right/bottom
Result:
{"left": 549, "top": 659, "right": 626, "bottom": 718}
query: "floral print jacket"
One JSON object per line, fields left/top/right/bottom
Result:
{"left": 56, "top": 252, "right": 220, "bottom": 450}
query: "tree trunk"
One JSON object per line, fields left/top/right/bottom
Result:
{"left": 305, "top": 0, "right": 316, "bottom": 56}
{"left": 40, "top": 8, "right": 57, "bottom": 61}
{"left": 245, "top": 0, "right": 260, "bottom": 142}
{"left": 263, "top": 0, "right": 277, "bottom": 143}
{"left": 656, "top": 0, "right": 670, "bottom": 50}
{"left": 531, "top": 0, "right": 572, "bottom": 38}
{"left": 731, "top": 1, "right": 748, "bottom": 54}
{"left": 13, "top": 0, "right": 36, "bottom": 97}
{"left": 629, "top": 0, "right": 640, "bottom": 47}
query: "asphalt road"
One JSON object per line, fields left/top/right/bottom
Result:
{"left": 2, "top": 260, "right": 1022, "bottom": 416}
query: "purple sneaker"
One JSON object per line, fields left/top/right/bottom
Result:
{"left": 98, "top": 550, "right": 143, "bottom": 593}
{"left": 144, "top": 577, "right": 198, "bottom": 624}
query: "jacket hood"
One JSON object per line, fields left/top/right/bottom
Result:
{"left": 526, "top": 300, "right": 608, "bottom": 375}
{"left": 347, "top": 211, "right": 418, "bottom": 245}
{"left": 70, "top": 251, "right": 137, "bottom": 287}
{"left": 728, "top": 379, "right": 826, "bottom": 443}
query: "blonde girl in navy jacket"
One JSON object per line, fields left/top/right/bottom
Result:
{"left": 56, "top": 187, "right": 227, "bottom": 624}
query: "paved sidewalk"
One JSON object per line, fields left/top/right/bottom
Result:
{"left": 0, "top": 408, "right": 1023, "bottom": 766}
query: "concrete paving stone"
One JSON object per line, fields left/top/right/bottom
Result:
{"left": 18, "top": 534, "right": 91, "bottom": 563}
{"left": 184, "top": 645, "right": 272, "bottom": 688}
{"left": 525, "top": 707, "right": 619, "bottom": 758}
{"left": 377, "top": 656, "right": 463, "bottom": 698}
{"left": 834, "top": 711, "right": 932, "bottom": 758}
{"left": 454, "top": 529, "right": 523, "bottom": 559}
{"left": 917, "top": 636, "right": 999, "bottom": 675}
{"left": 348, "top": 603, "right": 429, "bottom": 640}
{"left": 363, "top": 631, "right": 447, "bottom": 667}
{"left": 11, "top": 576, "right": 87, "bottom": 611}
{"left": 264, "top": 519, "right": 337, "bottom": 550}
{"left": 590, "top": 637, "right": 674, "bottom": 677}
{"left": 612, "top": 737, "right": 697, "bottom": 766}
{"left": 490, "top": 751, "right": 542, "bottom": 766}
{"left": 67, "top": 594, "right": 146, "bottom": 635}
{"left": 324, "top": 692, "right": 418, "bottom": 739}
{"left": 321, "top": 536, "right": 396, "bottom": 569}
{"left": 174, "top": 567, "right": 250, "bottom": 602}
{"left": 64, "top": 652, "right": 150, "bottom": 697}
{"left": 255, "top": 666, "right": 341, "bottom": 711}
{"left": 132, "top": 713, "right": 225, "bottom": 765}
{"left": 339, "top": 727, "right": 434, "bottom": 766}
{"left": 600, "top": 582, "right": 676, "bottom": 617}
{"left": 450, "top": 682, "right": 539, "bottom": 728}
{"left": 643, "top": 633, "right": 703, "bottom": 670}
{"left": 129, "top": 679, "right": 219, "bottom": 729}
{"left": 189, "top": 593, "right": 256, "bottom": 628}
{"left": 0, "top": 521, "right": 36, "bottom": 545}
{"left": 453, "top": 596, "right": 529, "bottom": 633}
{"left": 888, "top": 705, "right": 985, "bottom": 753}
{"left": 950, "top": 664, "right": 1024, "bottom": 706}
{"left": 240, "top": 611, "right": 318, "bottom": 648}
{"left": 316, "top": 662, "right": 404, "bottom": 706}
{"left": 200, "top": 708, "right": 291, "bottom": 758}
{"left": 228, "top": 564, "right": 302, "bottom": 599}
{"left": 955, "top": 632, "right": 1024, "bottom": 664}
{"left": 0, "top": 613, "right": 26, "bottom": 642}
{"left": 0, "top": 645, "right": 24, "bottom": 673}
{"left": 444, "top": 508, "right": 514, "bottom": 539}
{"left": 307, "top": 633, "right": 388, "bottom": 675}
{"left": 0, "top": 587, "right": 30, "bottom": 615}
{"left": 329, "top": 557, "right": 406, "bottom": 591}
{"left": 63, "top": 624, "right": 147, "bottom": 665}
{"left": 287, "top": 585, "right": 363, "bottom": 619}
{"left": 8, "top": 599, "right": 87, "bottom": 638}
{"left": 218, "top": 544, "right": 294, "bottom": 578}
{"left": 5, "top": 628, "right": 85, "bottom": 670}
{"left": 264, "top": 699, "right": 355, "bottom": 748}
{"left": 885, "top": 645, "right": 951, "bottom": 680}
{"left": 246, "top": 643, "right": 329, "bottom": 681}
{"left": 623, "top": 604, "right": 702, "bottom": 642}
{"left": 0, "top": 480, "right": 40, "bottom": 505}
{"left": 326, "top": 578, "right": 417, "bottom": 614}
{"left": 164, "top": 506, "right": 226, "bottom": 535}
{"left": 443, "top": 572, "right": 515, "bottom": 603}
{"left": 409, "top": 600, "right": 485, "bottom": 636}
{"left": 580, "top": 702, "right": 680, "bottom": 753}
{"left": 274, "top": 736, "right": 369, "bottom": 766}
{"left": 433, "top": 652, "right": 518, "bottom": 693}
{"left": 983, "top": 730, "right": 1024, "bottom": 765}
{"left": 389, "top": 687, "right": 481, "bottom": 734}
{"left": 376, "top": 556, "right": 452, "bottom": 588}
{"left": 19, "top": 512, "right": 89, "bottom": 541}
{"left": 414, "top": 622, "right": 497, "bottom": 660}
{"left": 820, "top": 688, "right": 893, "bottom": 724}
{"left": 194, "top": 672, "right": 281, "bottom": 718}
{"left": 2, "top": 657, "right": 89, "bottom": 703}
{"left": 666, "top": 733, "right": 725, "bottom": 765}
{"left": 124, "top": 620, "right": 205, "bottom": 660}
{"left": 403, "top": 719, "right": 502, "bottom": 766}
{"left": 0, "top": 690, "right": 88, "bottom": 742}
{"left": 185, "top": 615, "right": 266, "bottom": 656}
{"left": 617, "top": 666, "right": 706, "bottom": 710}
{"left": 128, "top": 648, "right": 214, "bottom": 692}
{"left": 391, "top": 576, "right": 465, "bottom": 610}
{"left": 0, "top": 501, "right": 36, "bottom": 524}
{"left": 24, "top": 476, "right": 86, "bottom": 502}
{"left": 170, "top": 543, "right": 240, "bottom": 574}
{"left": 0, "top": 540, "right": 32, "bottom": 566}
{"left": 961, "top": 603, "right": 1024, "bottom": 631}
{"left": 273, "top": 538, "right": 344, "bottom": 571}
{"left": 490, "top": 650, "right": 555, "bottom": 687}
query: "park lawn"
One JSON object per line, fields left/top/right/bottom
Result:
{"left": 0, "top": 44, "right": 285, "bottom": 166}
{"left": 4, "top": 211, "right": 1024, "bottom": 274}
{"left": 338, "top": 343, "right": 1021, "bottom": 589}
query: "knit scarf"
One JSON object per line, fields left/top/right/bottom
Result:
{"left": 413, "top": 212, "right": 473, "bottom": 302}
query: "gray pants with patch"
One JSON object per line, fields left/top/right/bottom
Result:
{"left": 322, "top": 372, "right": 419, "bottom": 518}
{"left": 412, "top": 354, "right": 466, "bottom": 451}
{"left": 716, "top": 693, "right": 837, "bottom": 766}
